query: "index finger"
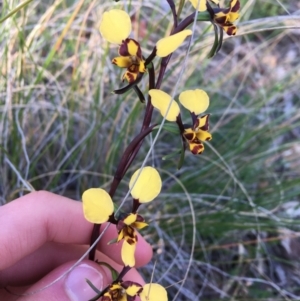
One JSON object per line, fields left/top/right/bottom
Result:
{"left": 0, "top": 191, "right": 152, "bottom": 270}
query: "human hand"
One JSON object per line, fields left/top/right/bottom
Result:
{"left": 0, "top": 191, "right": 153, "bottom": 301}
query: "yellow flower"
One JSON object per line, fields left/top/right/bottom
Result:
{"left": 149, "top": 89, "right": 212, "bottom": 155}
{"left": 129, "top": 166, "right": 162, "bottom": 203}
{"left": 100, "top": 10, "right": 193, "bottom": 82}
{"left": 82, "top": 188, "right": 114, "bottom": 224}
{"left": 99, "top": 9, "right": 145, "bottom": 83}
{"left": 117, "top": 213, "right": 148, "bottom": 267}
{"left": 112, "top": 38, "right": 146, "bottom": 83}
{"left": 182, "top": 115, "right": 212, "bottom": 154}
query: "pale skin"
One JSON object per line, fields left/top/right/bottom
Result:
{"left": 0, "top": 191, "right": 153, "bottom": 301}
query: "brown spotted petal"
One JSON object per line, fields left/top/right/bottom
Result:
{"left": 123, "top": 69, "right": 139, "bottom": 83}
{"left": 214, "top": 14, "right": 228, "bottom": 24}
{"left": 196, "top": 130, "right": 212, "bottom": 141}
{"left": 124, "top": 226, "right": 138, "bottom": 245}
{"left": 119, "top": 38, "right": 142, "bottom": 58}
{"left": 183, "top": 123, "right": 212, "bottom": 155}
{"left": 183, "top": 128, "right": 197, "bottom": 142}
{"left": 222, "top": 25, "right": 237, "bottom": 35}
{"left": 231, "top": 0, "right": 240, "bottom": 12}
{"left": 193, "top": 114, "right": 210, "bottom": 131}
{"left": 132, "top": 214, "right": 148, "bottom": 230}
{"left": 117, "top": 221, "right": 138, "bottom": 244}
{"left": 122, "top": 281, "right": 143, "bottom": 297}
{"left": 103, "top": 283, "right": 126, "bottom": 301}
{"left": 189, "top": 141, "right": 205, "bottom": 155}
{"left": 112, "top": 56, "right": 133, "bottom": 68}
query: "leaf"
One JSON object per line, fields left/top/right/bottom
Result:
{"left": 96, "top": 261, "right": 119, "bottom": 281}
{"left": 133, "top": 86, "right": 145, "bottom": 103}
{"left": 0, "top": 0, "right": 34, "bottom": 24}
{"left": 162, "top": 148, "right": 182, "bottom": 160}
{"left": 196, "top": 11, "right": 211, "bottom": 22}
{"left": 113, "top": 73, "right": 144, "bottom": 94}
{"left": 177, "top": 142, "right": 186, "bottom": 170}
{"left": 207, "top": 23, "right": 223, "bottom": 58}
{"left": 153, "top": 123, "right": 180, "bottom": 134}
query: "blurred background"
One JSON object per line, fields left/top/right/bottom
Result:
{"left": 1, "top": 0, "right": 300, "bottom": 299}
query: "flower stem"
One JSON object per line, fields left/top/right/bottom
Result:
{"left": 88, "top": 6, "right": 204, "bottom": 263}
{"left": 89, "top": 126, "right": 155, "bottom": 260}
{"left": 166, "top": 0, "right": 178, "bottom": 28}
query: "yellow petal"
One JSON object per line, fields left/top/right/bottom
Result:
{"left": 124, "top": 213, "right": 137, "bottom": 225}
{"left": 156, "top": 30, "right": 192, "bottom": 57}
{"left": 82, "top": 188, "right": 114, "bottom": 223}
{"left": 139, "top": 60, "right": 146, "bottom": 73}
{"left": 122, "top": 70, "right": 138, "bottom": 83}
{"left": 179, "top": 89, "right": 209, "bottom": 115}
{"left": 140, "top": 284, "right": 168, "bottom": 301}
{"left": 127, "top": 39, "right": 139, "bottom": 56}
{"left": 99, "top": 9, "right": 131, "bottom": 44}
{"left": 149, "top": 89, "right": 180, "bottom": 122}
{"left": 196, "top": 130, "right": 212, "bottom": 141}
{"left": 117, "top": 229, "right": 125, "bottom": 242}
{"left": 222, "top": 25, "right": 237, "bottom": 36}
{"left": 189, "top": 141, "right": 205, "bottom": 155}
{"left": 183, "top": 128, "right": 197, "bottom": 142}
{"left": 129, "top": 166, "right": 162, "bottom": 203}
{"left": 197, "top": 114, "right": 209, "bottom": 129}
{"left": 133, "top": 221, "right": 148, "bottom": 230}
{"left": 112, "top": 56, "right": 132, "bottom": 68}
{"left": 189, "top": 0, "right": 208, "bottom": 12}
{"left": 121, "top": 241, "right": 136, "bottom": 267}
{"left": 228, "top": 12, "right": 239, "bottom": 22}
{"left": 125, "top": 283, "right": 142, "bottom": 297}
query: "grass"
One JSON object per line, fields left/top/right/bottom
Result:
{"left": 1, "top": 0, "right": 300, "bottom": 300}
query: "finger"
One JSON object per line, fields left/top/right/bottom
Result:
{"left": 0, "top": 191, "right": 152, "bottom": 270}
{"left": 0, "top": 243, "right": 89, "bottom": 287}
{"left": 0, "top": 191, "right": 91, "bottom": 270}
{"left": 0, "top": 260, "right": 108, "bottom": 301}
{"left": 0, "top": 242, "right": 145, "bottom": 288}
{"left": 1, "top": 258, "right": 144, "bottom": 301}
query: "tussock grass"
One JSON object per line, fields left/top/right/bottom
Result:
{"left": 1, "top": 0, "right": 300, "bottom": 299}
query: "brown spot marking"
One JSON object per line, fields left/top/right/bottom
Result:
{"left": 226, "top": 26, "right": 236, "bottom": 36}
{"left": 125, "top": 72, "right": 135, "bottom": 83}
{"left": 215, "top": 16, "right": 227, "bottom": 24}
{"left": 184, "top": 132, "right": 195, "bottom": 141}
{"left": 127, "top": 238, "right": 136, "bottom": 245}
{"left": 136, "top": 214, "right": 144, "bottom": 222}
{"left": 128, "top": 64, "right": 139, "bottom": 73}
{"left": 119, "top": 39, "right": 131, "bottom": 56}
{"left": 231, "top": 0, "right": 240, "bottom": 12}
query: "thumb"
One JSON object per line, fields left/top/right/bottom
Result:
{"left": 17, "top": 260, "right": 110, "bottom": 301}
